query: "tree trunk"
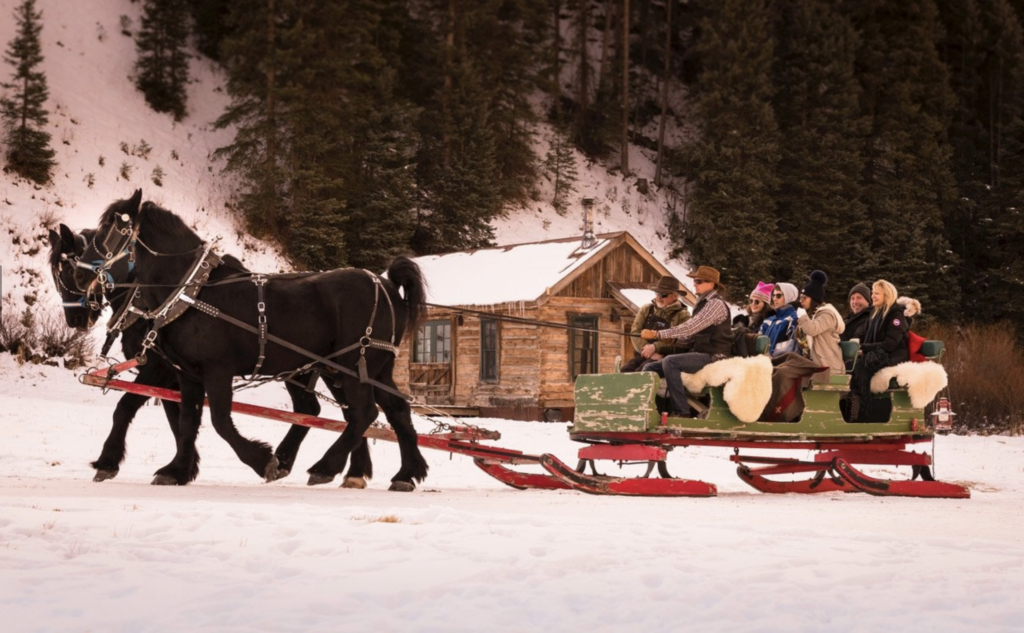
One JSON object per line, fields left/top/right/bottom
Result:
{"left": 577, "top": 0, "right": 591, "bottom": 118}
{"left": 654, "top": 0, "right": 673, "bottom": 186}
{"left": 442, "top": 0, "right": 457, "bottom": 170}
{"left": 598, "top": 0, "right": 614, "bottom": 93}
{"left": 264, "top": 0, "right": 278, "bottom": 234}
{"left": 621, "top": 0, "right": 630, "bottom": 175}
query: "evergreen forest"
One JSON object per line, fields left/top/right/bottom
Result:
{"left": 5, "top": 0, "right": 1024, "bottom": 339}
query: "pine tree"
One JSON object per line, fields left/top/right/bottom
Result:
{"left": 544, "top": 125, "right": 579, "bottom": 214}
{"left": 412, "top": 52, "right": 501, "bottom": 254}
{"left": 135, "top": 0, "right": 190, "bottom": 120}
{"left": 935, "top": 0, "right": 989, "bottom": 319}
{"left": 848, "top": 0, "right": 960, "bottom": 318}
{"left": 676, "top": 0, "right": 780, "bottom": 295}
{"left": 772, "top": 0, "right": 869, "bottom": 297}
{"left": 186, "top": 0, "right": 232, "bottom": 60}
{"left": 971, "top": 0, "right": 1024, "bottom": 334}
{"left": 0, "top": 0, "right": 56, "bottom": 185}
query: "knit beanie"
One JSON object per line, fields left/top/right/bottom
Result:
{"left": 848, "top": 282, "right": 871, "bottom": 304}
{"left": 777, "top": 282, "right": 799, "bottom": 305}
{"left": 802, "top": 270, "right": 828, "bottom": 303}
{"left": 750, "top": 280, "right": 774, "bottom": 304}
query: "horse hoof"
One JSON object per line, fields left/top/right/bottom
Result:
{"left": 341, "top": 476, "right": 367, "bottom": 489}
{"left": 151, "top": 474, "right": 180, "bottom": 486}
{"left": 388, "top": 480, "right": 416, "bottom": 492}
{"left": 307, "top": 473, "right": 335, "bottom": 486}
{"left": 263, "top": 456, "right": 281, "bottom": 482}
{"left": 267, "top": 468, "right": 290, "bottom": 482}
{"left": 93, "top": 469, "right": 118, "bottom": 482}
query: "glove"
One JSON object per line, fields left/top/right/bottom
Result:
{"left": 640, "top": 329, "right": 659, "bottom": 341}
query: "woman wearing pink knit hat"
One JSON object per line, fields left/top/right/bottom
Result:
{"left": 746, "top": 280, "right": 775, "bottom": 332}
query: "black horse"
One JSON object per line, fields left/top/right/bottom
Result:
{"left": 76, "top": 191, "right": 429, "bottom": 490}
{"left": 48, "top": 223, "right": 373, "bottom": 486}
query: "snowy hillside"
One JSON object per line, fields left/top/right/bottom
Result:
{"left": 0, "top": 0, "right": 692, "bottom": 333}
{"left": 0, "top": 0, "right": 289, "bottom": 314}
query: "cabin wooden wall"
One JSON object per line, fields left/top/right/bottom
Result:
{"left": 395, "top": 300, "right": 631, "bottom": 415}
{"left": 560, "top": 243, "right": 663, "bottom": 299}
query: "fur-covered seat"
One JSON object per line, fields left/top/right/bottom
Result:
{"left": 681, "top": 355, "right": 773, "bottom": 422}
{"left": 869, "top": 360, "right": 948, "bottom": 409}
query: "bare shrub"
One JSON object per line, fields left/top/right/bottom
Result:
{"left": 925, "top": 322, "right": 1024, "bottom": 434}
{"left": 0, "top": 304, "right": 93, "bottom": 369}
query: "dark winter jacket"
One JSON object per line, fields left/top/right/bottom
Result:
{"left": 861, "top": 303, "right": 910, "bottom": 367}
{"left": 840, "top": 309, "right": 870, "bottom": 342}
{"left": 850, "top": 303, "right": 911, "bottom": 409}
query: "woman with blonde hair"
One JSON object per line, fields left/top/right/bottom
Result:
{"left": 847, "top": 279, "right": 910, "bottom": 421}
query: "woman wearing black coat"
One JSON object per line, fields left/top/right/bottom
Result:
{"left": 847, "top": 280, "right": 909, "bottom": 421}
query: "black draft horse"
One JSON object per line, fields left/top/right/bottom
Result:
{"left": 49, "top": 223, "right": 374, "bottom": 485}
{"left": 76, "top": 191, "right": 429, "bottom": 490}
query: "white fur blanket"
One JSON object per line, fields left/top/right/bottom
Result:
{"left": 870, "top": 361, "right": 948, "bottom": 409}
{"left": 681, "top": 356, "right": 773, "bottom": 423}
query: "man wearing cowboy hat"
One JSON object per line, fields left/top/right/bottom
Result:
{"left": 621, "top": 275, "right": 691, "bottom": 372}
{"left": 640, "top": 266, "right": 732, "bottom": 417}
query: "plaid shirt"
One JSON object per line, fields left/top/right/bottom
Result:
{"left": 657, "top": 290, "right": 729, "bottom": 344}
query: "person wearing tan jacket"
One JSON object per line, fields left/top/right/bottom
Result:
{"left": 797, "top": 270, "right": 845, "bottom": 383}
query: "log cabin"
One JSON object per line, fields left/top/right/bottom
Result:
{"left": 393, "top": 231, "right": 693, "bottom": 421}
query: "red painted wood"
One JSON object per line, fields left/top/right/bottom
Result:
{"left": 577, "top": 444, "right": 667, "bottom": 461}
{"left": 473, "top": 459, "right": 571, "bottom": 490}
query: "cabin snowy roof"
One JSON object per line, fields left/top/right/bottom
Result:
{"left": 410, "top": 232, "right": 644, "bottom": 307}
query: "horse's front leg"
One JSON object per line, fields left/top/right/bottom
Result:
{"left": 307, "top": 381, "right": 375, "bottom": 486}
{"left": 271, "top": 380, "right": 319, "bottom": 480}
{"left": 204, "top": 368, "right": 278, "bottom": 481}
{"left": 92, "top": 358, "right": 180, "bottom": 482}
{"left": 376, "top": 381, "right": 429, "bottom": 491}
{"left": 152, "top": 375, "right": 203, "bottom": 485}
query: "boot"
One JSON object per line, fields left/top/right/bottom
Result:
{"left": 848, "top": 393, "right": 861, "bottom": 422}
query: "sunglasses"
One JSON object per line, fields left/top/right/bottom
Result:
{"left": 693, "top": 279, "right": 711, "bottom": 285}
{"left": 772, "top": 293, "right": 784, "bottom": 299}
{"left": 658, "top": 293, "right": 675, "bottom": 299}
{"left": 749, "top": 299, "right": 763, "bottom": 306}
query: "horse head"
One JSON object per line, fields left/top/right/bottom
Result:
{"left": 79, "top": 190, "right": 208, "bottom": 313}
{"left": 48, "top": 223, "right": 102, "bottom": 330}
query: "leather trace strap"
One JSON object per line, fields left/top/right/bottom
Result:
{"left": 250, "top": 275, "right": 268, "bottom": 379}
{"left": 135, "top": 245, "right": 221, "bottom": 364}
{"left": 180, "top": 294, "right": 410, "bottom": 402}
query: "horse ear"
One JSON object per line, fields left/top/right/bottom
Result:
{"left": 128, "top": 189, "right": 143, "bottom": 217}
{"left": 59, "top": 223, "right": 77, "bottom": 249}
{"left": 48, "top": 228, "right": 61, "bottom": 249}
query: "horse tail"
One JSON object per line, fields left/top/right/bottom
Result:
{"left": 387, "top": 256, "right": 428, "bottom": 332}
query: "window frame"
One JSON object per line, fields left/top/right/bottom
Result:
{"left": 568, "top": 312, "right": 599, "bottom": 380}
{"left": 479, "top": 318, "right": 499, "bottom": 383}
{"left": 413, "top": 318, "right": 452, "bottom": 364}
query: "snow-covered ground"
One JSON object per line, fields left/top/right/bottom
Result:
{"left": 2, "top": 356, "right": 1022, "bottom": 632}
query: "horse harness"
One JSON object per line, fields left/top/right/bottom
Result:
{"left": 86, "top": 216, "right": 409, "bottom": 402}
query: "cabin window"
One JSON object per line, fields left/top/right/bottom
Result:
{"left": 413, "top": 319, "right": 451, "bottom": 363}
{"left": 569, "top": 313, "right": 599, "bottom": 379}
{"left": 480, "top": 318, "right": 499, "bottom": 382}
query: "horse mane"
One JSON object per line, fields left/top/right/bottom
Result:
{"left": 100, "top": 197, "right": 201, "bottom": 245}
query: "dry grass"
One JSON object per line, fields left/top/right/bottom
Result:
{"left": 923, "top": 322, "right": 1024, "bottom": 434}
{"left": 352, "top": 514, "right": 404, "bottom": 524}
{"left": 0, "top": 305, "right": 94, "bottom": 369}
